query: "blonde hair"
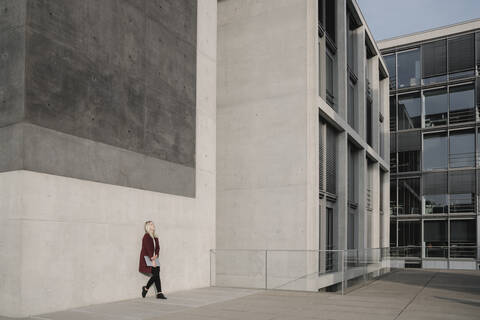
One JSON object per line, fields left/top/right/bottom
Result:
{"left": 144, "top": 221, "right": 156, "bottom": 238}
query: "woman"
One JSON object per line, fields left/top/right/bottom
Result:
{"left": 139, "top": 221, "right": 167, "bottom": 299}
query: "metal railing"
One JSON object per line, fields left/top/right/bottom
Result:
{"left": 210, "top": 248, "right": 393, "bottom": 295}
{"left": 390, "top": 245, "right": 478, "bottom": 259}
{"left": 210, "top": 246, "right": 479, "bottom": 294}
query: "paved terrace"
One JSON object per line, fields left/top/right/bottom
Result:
{"left": 3, "top": 269, "right": 480, "bottom": 320}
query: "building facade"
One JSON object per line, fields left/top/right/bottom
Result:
{"left": 217, "top": 0, "right": 389, "bottom": 286}
{"left": 0, "top": 0, "right": 216, "bottom": 317}
{"left": 0, "top": 0, "right": 389, "bottom": 317}
{"left": 379, "top": 19, "right": 480, "bottom": 269}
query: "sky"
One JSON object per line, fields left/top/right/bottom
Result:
{"left": 357, "top": 0, "right": 480, "bottom": 41}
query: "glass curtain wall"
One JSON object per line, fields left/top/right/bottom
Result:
{"left": 386, "top": 30, "right": 479, "bottom": 260}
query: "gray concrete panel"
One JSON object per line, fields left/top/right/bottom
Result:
{"left": 23, "top": 0, "right": 197, "bottom": 168}
{"left": 20, "top": 123, "right": 195, "bottom": 196}
{"left": 0, "top": 25, "right": 24, "bottom": 127}
{"left": 0, "top": 124, "right": 23, "bottom": 172}
{"left": 0, "top": 0, "right": 26, "bottom": 32}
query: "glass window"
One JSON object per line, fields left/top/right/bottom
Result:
{"left": 366, "top": 98, "right": 372, "bottom": 146}
{"left": 398, "top": 220, "right": 421, "bottom": 256}
{"left": 398, "top": 93, "right": 421, "bottom": 130}
{"left": 384, "top": 54, "right": 396, "bottom": 90}
{"left": 318, "top": 0, "right": 324, "bottom": 27}
{"left": 398, "top": 177, "right": 421, "bottom": 215}
{"left": 389, "top": 96, "right": 396, "bottom": 131}
{"left": 450, "top": 219, "right": 477, "bottom": 258}
{"left": 348, "top": 144, "right": 356, "bottom": 204}
{"left": 423, "top": 133, "right": 447, "bottom": 170}
{"left": 423, "top": 172, "right": 448, "bottom": 214}
{"left": 424, "top": 89, "right": 447, "bottom": 128}
{"left": 326, "top": 124, "right": 336, "bottom": 195}
{"left": 397, "top": 48, "right": 420, "bottom": 89}
{"left": 477, "top": 130, "right": 480, "bottom": 167}
{"left": 449, "top": 129, "right": 475, "bottom": 168}
{"left": 347, "top": 82, "right": 356, "bottom": 129}
{"left": 424, "top": 220, "right": 448, "bottom": 257}
{"left": 450, "top": 220, "right": 476, "bottom": 244}
{"left": 398, "top": 131, "right": 421, "bottom": 172}
{"left": 326, "top": 50, "right": 335, "bottom": 109}
{"left": 449, "top": 170, "right": 475, "bottom": 213}
{"left": 325, "top": 0, "right": 335, "bottom": 42}
{"left": 449, "top": 84, "right": 475, "bottom": 124}
{"left": 390, "top": 220, "right": 397, "bottom": 247}
{"left": 347, "top": 15, "right": 356, "bottom": 75}
{"left": 448, "top": 34, "right": 475, "bottom": 76}
{"left": 421, "top": 40, "right": 447, "bottom": 85}
{"left": 390, "top": 179, "right": 397, "bottom": 215}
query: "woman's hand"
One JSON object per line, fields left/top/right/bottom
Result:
{"left": 152, "top": 260, "right": 157, "bottom": 267}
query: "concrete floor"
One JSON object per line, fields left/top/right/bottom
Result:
{"left": 3, "top": 269, "right": 480, "bottom": 320}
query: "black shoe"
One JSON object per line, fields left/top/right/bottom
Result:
{"left": 156, "top": 292, "right": 167, "bottom": 299}
{"left": 142, "top": 286, "right": 148, "bottom": 298}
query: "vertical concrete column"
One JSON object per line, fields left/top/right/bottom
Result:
{"left": 382, "top": 171, "right": 390, "bottom": 248}
{"left": 371, "top": 57, "right": 380, "bottom": 152}
{"left": 371, "top": 162, "right": 381, "bottom": 249}
{"left": 357, "top": 149, "right": 367, "bottom": 251}
{"left": 380, "top": 78, "right": 390, "bottom": 162}
{"left": 336, "top": 0, "right": 348, "bottom": 120}
{"left": 318, "top": 125, "right": 327, "bottom": 272}
{"left": 306, "top": 0, "right": 320, "bottom": 277}
{"left": 356, "top": 27, "right": 366, "bottom": 139}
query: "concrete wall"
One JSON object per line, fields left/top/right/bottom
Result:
{"left": 216, "top": 0, "right": 390, "bottom": 267}
{"left": 0, "top": 0, "right": 216, "bottom": 317}
{"left": 217, "top": 0, "right": 310, "bottom": 250}
{"left": 0, "top": 0, "right": 197, "bottom": 196}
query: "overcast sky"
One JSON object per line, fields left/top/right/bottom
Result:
{"left": 357, "top": 0, "right": 480, "bottom": 41}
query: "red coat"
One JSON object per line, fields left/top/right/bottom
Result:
{"left": 139, "top": 233, "right": 160, "bottom": 274}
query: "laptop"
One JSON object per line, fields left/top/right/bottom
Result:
{"left": 144, "top": 256, "right": 160, "bottom": 267}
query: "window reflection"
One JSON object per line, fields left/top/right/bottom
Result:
{"left": 424, "top": 89, "right": 447, "bottom": 127}
{"left": 450, "top": 220, "right": 476, "bottom": 258}
{"left": 390, "top": 179, "right": 397, "bottom": 215}
{"left": 424, "top": 220, "right": 447, "bottom": 257}
{"left": 398, "top": 221, "right": 421, "bottom": 257}
{"left": 397, "top": 49, "right": 420, "bottom": 88}
{"left": 326, "top": 49, "right": 335, "bottom": 109}
{"left": 449, "top": 84, "right": 475, "bottom": 124}
{"left": 398, "top": 93, "right": 421, "bottom": 130}
{"left": 398, "top": 131, "right": 421, "bottom": 172}
{"left": 449, "top": 170, "right": 475, "bottom": 213}
{"left": 449, "top": 129, "right": 475, "bottom": 168}
{"left": 384, "top": 54, "right": 396, "bottom": 90}
{"left": 423, "top": 172, "right": 448, "bottom": 214}
{"left": 398, "top": 177, "right": 421, "bottom": 215}
{"left": 423, "top": 133, "right": 447, "bottom": 170}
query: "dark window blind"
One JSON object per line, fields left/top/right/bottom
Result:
{"left": 397, "top": 130, "right": 421, "bottom": 152}
{"left": 451, "top": 220, "right": 476, "bottom": 242}
{"left": 390, "top": 133, "right": 396, "bottom": 152}
{"left": 476, "top": 77, "right": 480, "bottom": 106}
{"left": 422, "top": 39, "right": 446, "bottom": 78}
{"left": 424, "top": 221, "right": 447, "bottom": 242}
{"left": 448, "top": 34, "right": 475, "bottom": 73}
{"left": 423, "top": 172, "right": 447, "bottom": 195}
{"left": 476, "top": 32, "right": 480, "bottom": 66}
{"left": 449, "top": 170, "right": 475, "bottom": 194}
{"left": 319, "top": 122, "right": 324, "bottom": 192}
{"left": 326, "top": 124, "right": 336, "bottom": 195}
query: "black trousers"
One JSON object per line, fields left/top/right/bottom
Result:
{"left": 146, "top": 266, "right": 162, "bottom": 293}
